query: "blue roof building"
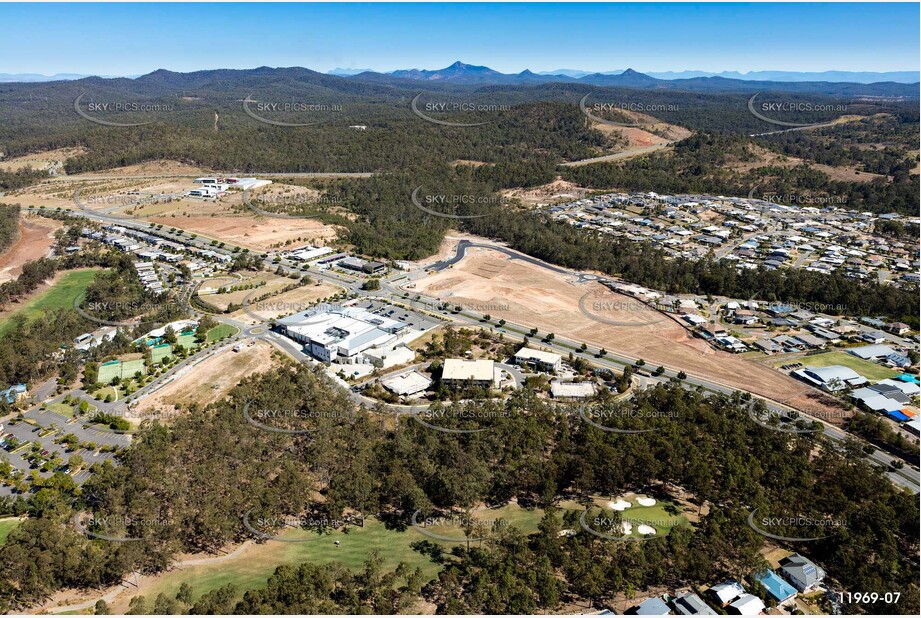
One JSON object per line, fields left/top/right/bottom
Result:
{"left": 754, "top": 569, "right": 797, "bottom": 604}
{"left": 1, "top": 384, "right": 27, "bottom": 404}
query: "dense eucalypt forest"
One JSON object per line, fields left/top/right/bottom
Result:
{"left": 0, "top": 204, "right": 19, "bottom": 254}
{"left": 0, "top": 70, "right": 918, "bottom": 214}
{"left": 0, "top": 364, "right": 917, "bottom": 613}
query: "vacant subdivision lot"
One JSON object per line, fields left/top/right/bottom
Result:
{"left": 0, "top": 216, "right": 61, "bottom": 284}
{"left": 228, "top": 281, "right": 343, "bottom": 324}
{"left": 131, "top": 340, "right": 277, "bottom": 416}
{"left": 148, "top": 212, "right": 339, "bottom": 252}
{"left": 413, "top": 247, "right": 832, "bottom": 416}
{"left": 199, "top": 271, "right": 294, "bottom": 311}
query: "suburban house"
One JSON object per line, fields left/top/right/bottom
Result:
{"left": 708, "top": 581, "right": 746, "bottom": 607}
{"left": 631, "top": 597, "right": 672, "bottom": 615}
{"left": 672, "top": 592, "right": 717, "bottom": 615}
{"left": 779, "top": 554, "right": 826, "bottom": 592}
{"left": 727, "top": 594, "right": 765, "bottom": 616}
{"left": 754, "top": 570, "right": 797, "bottom": 605}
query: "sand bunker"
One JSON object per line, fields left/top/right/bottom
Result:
{"left": 608, "top": 499, "right": 631, "bottom": 511}
{"left": 637, "top": 524, "right": 657, "bottom": 535}
{"left": 636, "top": 497, "right": 657, "bottom": 507}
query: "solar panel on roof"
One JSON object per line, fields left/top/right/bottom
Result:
{"left": 804, "top": 565, "right": 816, "bottom": 576}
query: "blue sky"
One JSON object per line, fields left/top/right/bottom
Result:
{"left": 1, "top": 2, "right": 917, "bottom": 76}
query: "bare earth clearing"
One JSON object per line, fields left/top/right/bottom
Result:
{"left": 730, "top": 142, "right": 888, "bottom": 183}
{"left": 413, "top": 247, "right": 838, "bottom": 418}
{"left": 0, "top": 216, "right": 61, "bottom": 284}
{"left": 228, "top": 281, "right": 343, "bottom": 324}
{"left": 500, "top": 178, "right": 585, "bottom": 206}
{"left": 0, "top": 147, "right": 87, "bottom": 172}
{"left": 132, "top": 340, "right": 278, "bottom": 416}
{"left": 149, "top": 213, "right": 339, "bottom": 251}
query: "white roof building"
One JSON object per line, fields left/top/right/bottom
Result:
{"left": 848, "top": 344, "right": 896, "bottom": 360}
{"left": 792, "top": 365, "right": 868, "bottom": 392}
{"left": 550, "top": 381, "right": 596, "bottom": 399}
{"left": 278, "top": 305, "right": 407, "bottom": 364}
{"left": 381, "top": 371, "right": 432, "bottom": 397}
{"left": 514, "top": 347, "right": 562, "bottom": 371}
{"left": 442, "top": 359, "right": 496, "bottom": 386}
{"left": 709, "top": 581, "right": 746, "bottom": 606}
{"left": 728, "top": 594, "right": 765, "bottom": 615}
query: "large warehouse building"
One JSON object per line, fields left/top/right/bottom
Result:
{"left": 277, "top": 304, "right": 408, "bottom": 364}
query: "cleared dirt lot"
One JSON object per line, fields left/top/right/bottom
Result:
{"left": 149, "top": 212, "right": 339, "bottom": 251}
{"left": 413, "top": 247, "right": 829, "bottom": 414}
{"left": 7, "top": 160, "right": 343, "bottom": 251}
{"left": 0, "top": 216, "right": 61, "bottom": 284}
{"left": 729, "top": 142, "right": 887, "bottom": 183}
{"left": 132, "top": 340, "right": 278, "bottom": 417}
{"left": 228, "top": 281, "right": 343, "bottom": 324}
{"left": 0, "top": 147, "right": 87, "bottom": 172}
{"left": 501, "top": 178, "right": 585, "bottom": 206}
{"left": 199, "top": 271, "right": 296, "bottom": 311}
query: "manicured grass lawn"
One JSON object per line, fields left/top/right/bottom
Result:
{"left": 45, "top": 402, "right": 75, "bottom": 418}
{"left": 118, "top": 518, "right": 443, "bottom": 610}
{"left": 783, "top": 351, "right": 899, "bottom": 382}
{"left": 206, "top": 323, "right": 238, "bottom": 343}
{"left": 0, "top": 518, "right": 21, "bottom": 545}
{"left": 92, "top": 386, "right": 118, "bottom": 402}
{"left": 145, "top": 325, "right": 237, "bottom": 364}
{"left": 112, "top": 503, "right": 567, "bottom": 611}
{"left": 586, "top": 494, "right": 691, "bottom": 539}
{"left": 0, "top": 269, "right": 98, "bottom": 338}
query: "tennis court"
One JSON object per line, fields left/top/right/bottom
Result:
{"left": 98, "top": 358, "right": 147, "bottom": 383}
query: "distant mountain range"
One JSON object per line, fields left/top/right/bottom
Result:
{"left": 344, "top": 61, "right": 919, "bottom": 96}
{"left": 0, "top": 72, "right": 133, "bottom": 82}
{"left": 8, "top": 65, "right": 918, "bottom": 86}
{"left": 535, "top": 69, "right": 921, "bottom": 84}
{"left": 2, "top": 63, "right": 917, "bottom": 98}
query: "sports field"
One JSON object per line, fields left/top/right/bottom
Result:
{"left": 98, "top": 358, "right": 147, "bottom": 384}
{"left": 145, "top": 325, "right": 238, "bottom": 364}
{"left": 0, "top": 269, "right": 98, "bottom": 338}
{"left": 778, "top": 351, "right": 899, "bottom": 382}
